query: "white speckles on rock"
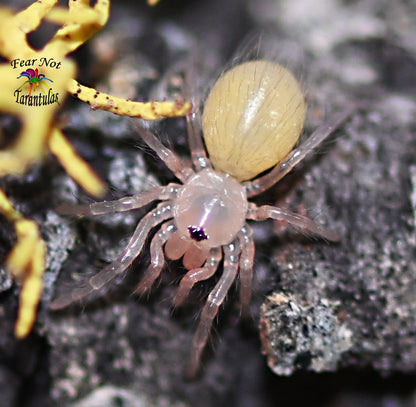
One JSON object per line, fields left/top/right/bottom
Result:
{"left": 260, "top": 293, "right": 353, "bottom": 375}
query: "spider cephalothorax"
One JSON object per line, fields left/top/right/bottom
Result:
{"left": 52, "top": 60, "right": 355, "bottom": 377}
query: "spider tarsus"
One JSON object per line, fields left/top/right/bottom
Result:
{"left": 171, "top": 278, "right": 193, "bottom": 307}
{"left": 171, "top": 291, "right": 186, "bottom": 308}
{"left": 49, "top": 294, "right": 75, "bottom": 310}
{"left": 133, "top": 282, "right": 150, "bottom": 295}
{"left": 56, "top": 203, "right": 89, "bottom": 216}
{"left": 324, "top": 229, "right": 341, "bottom": 242}
{"left": 184, "top": 362, "right": 200, "bottom": 381}
{"left": 50, "top": 282, "right": 96, "bottom": 310}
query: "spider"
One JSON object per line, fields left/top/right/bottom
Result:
{"left": 16, "top": 68, "right": 54, "bottom": 97}
{"left": 51, "top": 60, "right": 355, "bottom": 378}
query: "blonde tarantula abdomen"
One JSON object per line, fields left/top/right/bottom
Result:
{"left": 203, "top": 60, "right": 306, "bottom": 181}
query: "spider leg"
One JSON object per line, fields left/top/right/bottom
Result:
{"left": 132, "top": 122, "right": 194, "bottom": 182}
{"left": 172, "top": 247, "right": 222, "bottom": 307}
{"left": 186, "top": 111, "right": 211, "bottom": 171}
{"left": 134, "top": 220, "right": 176, "bottom": 294}
{"left": 244, "top": 105, "right": 357, "bottom": 197}
{"left": 186, "top": 241, "right": 240, "bottom": 379}
{"left": 183, "top": 53, "right": 211, "bottom": 171}
{"left": 247, "top": 202, "right": 339, "bottom": 241}
{"left": 50, "top": 202, "right": 173, "bottom": 309}
{"left": 57, "top": 184, "right": 179, "bottom": 216}
{"left": 237, "top": 225, "right": 255, "bottom": 316}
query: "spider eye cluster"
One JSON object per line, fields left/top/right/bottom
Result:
{"left": 202, "top": 60, "right": 306, "bottom": 181}
{"left": 187, "top": 226, "right": 208, "bottom": 242}
{"left": 173, "top": 169, "right": 247, "bottom": 248}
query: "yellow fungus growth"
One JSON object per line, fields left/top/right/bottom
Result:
{"left": 0, "top": 190, "right": 46, "bottom": 338}
{"left": 49, "top": 129, "right": 108, "bottom": 197}
{"left": 0, "top": 0, "right": 190, "bottom": 339}
{"left": 68, "top": 80, "right": 191, "bottom": 119}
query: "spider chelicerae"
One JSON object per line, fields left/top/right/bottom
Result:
{"left": 51, "top": 60, "right": 355, "bottom": 378}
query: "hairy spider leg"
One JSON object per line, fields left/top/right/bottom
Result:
{"left": 134, "top": 220, "right": 176, "bottom": 294}
{"left": 56, "top": 184, "right": 179, "bottom": 216}
{"left": 186, "top": 240, "right": 240, "bottom": 379}
{"left": 247, "top": 203, "right": 340, "bottom": 241}
{"left": 183, "top": 55, "right": 211, "bottom": 172}
{"left": 50, "top": 202, "right": 173, "bottom": 309}
{"left": 172, "top": 247, "right": 222, "bottom": 307}
{"left": 133, "top": 124, "right": 194, "bottom": 182}
{"left": 237, "top": 225, "right": 255, "bottom": 316}
{"left": 244, "top": 105, "right": 357, "bottom": 197}
{"left": 186, "top": 110, "right": 210, "bottom": 171}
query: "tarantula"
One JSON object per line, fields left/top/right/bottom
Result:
{"left": 51, "top": 60, "right": 354, "bottom": 377}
